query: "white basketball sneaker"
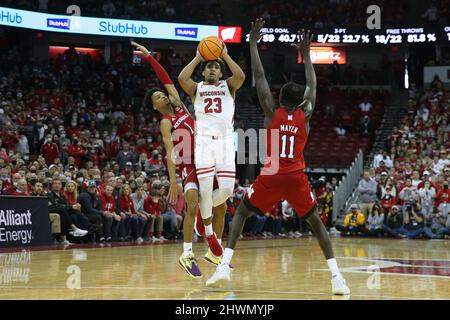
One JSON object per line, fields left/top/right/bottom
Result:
{"left": 206, "top": 263, "right": 231, "bottom": 288}
{"left": 70, "top": 228, "right": 88, "bottom": 237}
{"left": 331, "top": 274, "right": 350, "bottom": 295}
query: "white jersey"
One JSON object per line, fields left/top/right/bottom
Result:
{"left": 194, "top": 80, "right": 235, "bottom": 137}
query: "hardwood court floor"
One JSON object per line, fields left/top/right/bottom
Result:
{"left": 0, "top": 237, "right": 449, "bottom": 299}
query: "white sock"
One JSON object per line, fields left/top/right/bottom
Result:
{"left": 205, "top": 224, "right": 213, "bottom": 236}
{"left": 327, "top": 258, "right": 341, "bottom": 277}
{"left": 221, "top": 248, "right": 234, "bottom": 265}
{"left": 183, "top": 242, "right": 192, "bottom": 254}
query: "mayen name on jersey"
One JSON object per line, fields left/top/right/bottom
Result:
{"left": 280, "top": 124, "right": 298, "bottom": 134}
{"left": 199, "top": 90, "right": 226, "bottom": 97}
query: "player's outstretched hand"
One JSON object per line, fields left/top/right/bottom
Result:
{"left": 291, "top": 29, "right": 314, "bottom": 55}
{"left": 130, "top": 40, "right": 150, "bottom": 57}
{"left": 249, "top": 18, "right": 266, "bottom": 43}
{"left": 167, "top": 182, "right": 181, "bottom": 205}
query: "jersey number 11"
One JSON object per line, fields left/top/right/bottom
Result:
{"left": 280, "top": 135, "right": 295, "bottom": 159}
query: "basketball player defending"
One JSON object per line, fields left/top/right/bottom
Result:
{"left": 131, "top": 41, "right": 226, "bottom": 278}
{"left": 178, "top": 42, "right": 245, "bottom": 261}
{"left": 205, "top": 20, "right": 350, "bottom": 295}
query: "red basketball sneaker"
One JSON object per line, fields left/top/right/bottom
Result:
{"left": 194, "top": 208, "right": 205, "bottom": 237}
{"left": 206, "top": 232, "right": 223, "bottom": 257}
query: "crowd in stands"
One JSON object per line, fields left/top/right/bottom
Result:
{"left": 338, "top": 83, "right": 450, "bottom": 239}
{"left": 6, "top": 0, "right": 227, "bottom": 25}
{"left": 244, "top": 0, "right": 414, "bottom": 28}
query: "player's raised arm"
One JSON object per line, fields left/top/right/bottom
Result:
{"left": 221, "top": 44, "right": 245, "bottom": 96}
{"left": 249, "top": 18, "right": 275, "bottom": 122}
{"left": 160, "top": 118, "right": 180, "bottom": 204}
{"left": 291, "top": 30, "right": 316, "bottom": 122}
{"left": 131, "top": 41, "right": 188, "bottom": 112}
{"left": 178, "top": 51, "right": 204, "bottom": 100}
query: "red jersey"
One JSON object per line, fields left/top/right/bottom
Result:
{"left": 262, "top": 108, "right": 308, "bottom": 175}
{"left": 99, "top": 193, "right": 116, "bottom": 213}
{"left": 161, "top": 106, "right": 195, "bottom": 164}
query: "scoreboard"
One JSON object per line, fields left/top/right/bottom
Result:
{"left": 245, "top": 26, "right": 450, "bottom": 45}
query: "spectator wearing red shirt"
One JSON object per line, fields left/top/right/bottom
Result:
{"left": 143, "top": 190, "right": 164, "bottom": 241}
{"left": 41, "top": 136, "right": 60, "bottom": 166}
{"left": 118, "top": 184, "right": 143, "bottom": 241}
{"left": 66, "top": 120, "right": 81, "bottom": 138}
{"left": 134, "top": 138, "right": 151, "bottom": 158}
{"left": 436, "top": 182, "right": 450, "bottom": 217}
{"left": 264, "top": 203, "right": 282, "bottom": 237}
{"left": 68, "top": 137, "right": 85, "bottom": 168}
{"left": 100, "top": 184, "right": 123, "bottom": 241}
{"left": 7, "top": 178, "right": 30, "bottom": 196}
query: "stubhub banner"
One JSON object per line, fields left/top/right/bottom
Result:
{"left": 0, "top": 6, "right": 241, "bottom": 42}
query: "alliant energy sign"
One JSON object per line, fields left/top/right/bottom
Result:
{"left": 0, "top": 197, "right": 51, "bottom": 248}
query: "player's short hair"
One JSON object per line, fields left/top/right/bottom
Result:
{"left": 279, "top": 82, "right": 303, "bottom": 109}
{"left": 200, "top": 59, "right": 225, "bottom": 73}
{"left": 143, "top": 87, "right": 164, "bottom": 113}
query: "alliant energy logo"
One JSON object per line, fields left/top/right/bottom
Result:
{"left": 47, "top": 18, "right": 71, "bottom": 30}
{"left": 175, "top": 27, "right": 198, "bottom": 39}
{"left": 0, "top": 209, "right": 33, "bottom": 244}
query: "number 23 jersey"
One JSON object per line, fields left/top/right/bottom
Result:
{"left": 194, "top": 80, "right": 235, "bottom": 137}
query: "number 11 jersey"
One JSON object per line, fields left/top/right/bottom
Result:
{"left": 194, "top": 80, "right": 235, "bottom": 137}
{"left": 262, "top": 107, "right": 308, "bottom": 175}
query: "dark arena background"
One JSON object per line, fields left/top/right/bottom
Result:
{"left": 0, "top": 0, "right": 449, "bottom": 307}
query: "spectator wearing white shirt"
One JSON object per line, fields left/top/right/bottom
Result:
{"left": 359, "top": 98, "right": 372, "bottom": 112}
{"left": 418, "top": 181, "right": 436, "bottom": 216}
{"left": 411, "top": 171, "right": 422, "bottom": 189}
{"left": 433, "top": 150, "right": 449, "bottom": 174}
{"left": 373, "top": 150, "right": 393, "bottom": 169}
{"left": 15, "top": 133, "right": 29, "bottom": 156}
{"left": 399, "top": 178, "right": 419, "bottom": 208}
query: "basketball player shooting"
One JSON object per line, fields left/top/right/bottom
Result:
{"left": 178, "top": 39, "right": 246, "bottom": 261}
{"left": 205, "top": 19, "right": 350, "bottom": 295}
{"left": 131, "top": 41, "right": 227, "bottom": 279}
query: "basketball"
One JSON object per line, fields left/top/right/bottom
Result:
{"left": 198, "top": 35, "right": 224, "bottom": 61}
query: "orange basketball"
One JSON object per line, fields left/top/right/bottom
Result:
{"left": 198, "top": 36, "right": 224, "bottom": 61}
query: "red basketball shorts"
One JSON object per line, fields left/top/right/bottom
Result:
{"left": 244, "top": 171, "right": 316, "bottom": 218}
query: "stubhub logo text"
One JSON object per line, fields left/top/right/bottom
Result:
{"left": 47, "top": 18, "right": 70, "bottom": 30}
{"left": 99, "top": 21, "right": 148, "bottom": 35}
{"left": 0, "top": 10, "right": 23, "bottom": 24}
{"left": 175, "top": 27, "right": 198, "bottom": 39}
